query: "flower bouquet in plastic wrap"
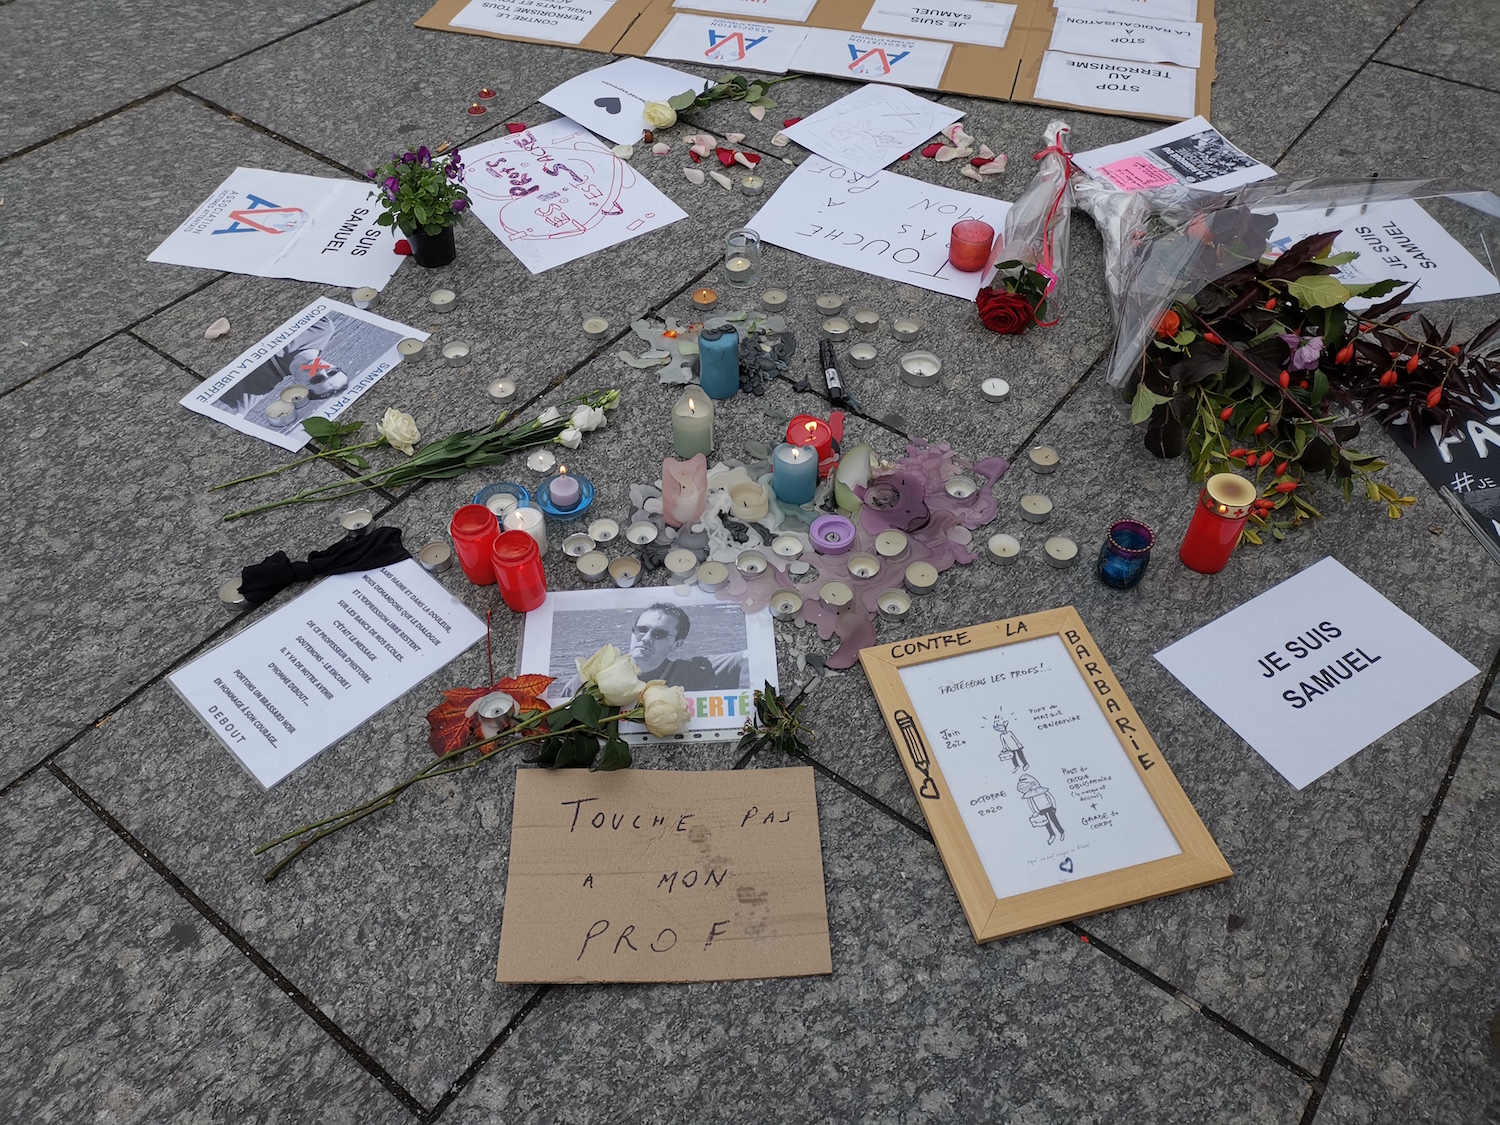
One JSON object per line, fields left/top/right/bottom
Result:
{"left": 1074, "top": 173, "right": 1500, "bottom": 542}
{"left": 975, "top": 121, "right": 1074, "bottom": 335}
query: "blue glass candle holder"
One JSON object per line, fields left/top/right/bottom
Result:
{"left": 536, "top": 472, "right": 595, "bottom": 520}
{"left": 1096, "top": 519, "right": 1155, "bottom": 589}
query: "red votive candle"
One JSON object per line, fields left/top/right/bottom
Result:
{"left": 491, "top": 529, "right": 547, "bottom": 612}
{"left": 1179, "top": 473, "right": 1258, "bottom": 574}
{"left": 948, "top": 219, "right": 995, "bottom": 272}
{"left": 786, "top": 414, "right": 834, "bottom": 478}
{"left": 449, "top": 504, "right": 499, "bottom": 585}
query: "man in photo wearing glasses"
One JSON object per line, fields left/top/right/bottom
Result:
{"left": 626, "top": 603, "right": 746, "bottom": 691}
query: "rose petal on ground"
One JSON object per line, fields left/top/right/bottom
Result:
{"left": 771, "top": 131, "right": 790, "bottom": 147}
{"left": 978, "top": 157, "right": 1007, "bottom": 174}
{"left": 611, "top": 144, "right": 634, "bottom": 159}
{"left": 506, "top": 122, "right": 527, "bottom": 134}
{"left": 716, "top": 147, "right": 736, "bottom": 166}
{"left": 725, "top": 132, "right": 746, "bottom": 144}
{"left": 782, "top": 117, "right": 802, "bottom": 127}
{"left": 652, "top": 142, "right": 670, "bottom": 155}
{"left": 960, "top": 165, "right": 983, "bottom": 183}
{"left": 748, "top": 105, "right": 766, "bottom": 120}
{"left": 921, "top": 142, "right": 944, "bottom": 158}
{"left": 683, "top": 167, "right": 705, "bottom": 184}
{"left": 735, "top": 151, "right": 760, "bottom": 167}
{"left": 204, "top": 317, "right": 230, "bottom": 339}
{"left": 709, "top": 170, "right": 733, "bottom": 190}
{"left": 978, "top": 143, "right": 995, "bottom": 160}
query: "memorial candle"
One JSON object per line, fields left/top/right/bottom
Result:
{"left": 771, "top": 443, "right": 818, "bottom": 506}
{"left": 490, "top": 530, "right": 547, "bottom": 612}
{"left": 671, "top": 390, "right": 714, "bottom": 458}
{"left": 785, "top": 414, "right": 833, "bottom": 473}
{"left": 1179, "top": 473, "right": 1257, "bottom": 574}
{"left": 948, "top": 220, "right": 995, "bottom": 272}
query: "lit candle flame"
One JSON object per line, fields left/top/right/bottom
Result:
{"left": 804, "top": 420, "right": 818, "bottom": 434}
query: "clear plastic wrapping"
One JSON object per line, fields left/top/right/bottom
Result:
{"left": 995, "top": 120, "right": 1076, "bottom": 325}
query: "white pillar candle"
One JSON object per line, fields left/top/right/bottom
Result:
{"left": 503, "top": 506, "right": 547, "bottom": 553}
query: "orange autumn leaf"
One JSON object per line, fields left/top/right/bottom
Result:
{"left": 426, "top": 674, "right": 555, "bottom": 755}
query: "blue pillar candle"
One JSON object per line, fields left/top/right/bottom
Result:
{"left": 697, "top": 326, "right": 740, "bottom": 400}
{"left": 772, "top": 442, "right": 818, "bottom": 506}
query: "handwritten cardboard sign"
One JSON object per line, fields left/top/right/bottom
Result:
{"left": 495, "top": 767, "right": 832, "bottom": 983}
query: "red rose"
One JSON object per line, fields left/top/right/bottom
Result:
{"left": 1155, "top": 310, "right": 1181, "bottom": 338}
{"left": 976, "top": 288, "right": 1035, "bottom": 335}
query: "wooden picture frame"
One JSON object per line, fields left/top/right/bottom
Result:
{"left": 859, "top": 607, "right": 1230, "bottom": 943}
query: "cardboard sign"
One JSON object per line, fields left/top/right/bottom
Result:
{"left": 1154, "top": 558, "right": 1478, "bottom": 789}
{"left": 860, "top": 608, "right": 1230, "bottom": 942}
{"left": 1031, "top": 49, "right": 1196, "bottom": 118}
{"left": 495, "top": 767, "right": 832, "bottom": 983}
{"left": 862, "top": 0, "right": 1019, "bottom": 48}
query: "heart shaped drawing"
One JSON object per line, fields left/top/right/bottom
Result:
{"left": 1058, "top": 857, "right": 1074, "bottom": 873}
{"left": 594, "top": 97, "right": 623, "bottom": 115}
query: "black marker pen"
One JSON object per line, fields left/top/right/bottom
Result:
{"left": 819, "top": 339, "right": 848, "bottom": 406}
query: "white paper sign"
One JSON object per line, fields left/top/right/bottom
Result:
{"left": 783, "top": 84, "right": 962, "bottom": 177}
{"left": 1155, "top": 558, "right": 1478, "bottom": 790}
{"left": 1050, "top": 8, "right": 1201, "bottom": 66}
{"left": 463, "top": 119, "right": 687, "bottom": 275}
{"left": 790, "top": 27, "right": 953, "bottom": 90}
{"left": 1054, "top": 0, "right": 1198, "bottom": 22}
{"left": 898, "top": 635, "right": 1182, "bottom": 899}
{"left": 748, "top": 157, "right": 1010, "bottom": 299}
{"left": 648, "top": 13, "right": 807, "bottom": 74}
{"left": 1074, "top": 115, "right": 1274, "bottom": 193}
{"left": 540, "top": 58, "right": 707, "bottom": 146}
{"left": 1260, "top": 199, "right": 1500, "bottom": 309}
{"left": 673, "top": 0, "right": 816, "bottom": 21}
{"left": 862, "top": 0, "right": 1017, "bottom": 49}
{"left": 148, "top": 168, "right": 403, "bottom": 290}
{"left": 450, "top": 0, "right": 617, "bottom": 44}
{"left": 179, "top": 298, "right": 425, "bottom": 452}
{"left": 169, "top": 561, "right": 487, "bottom": 788}
{"left": 1034, "top": 49, "right": 1195, "bottom": 118}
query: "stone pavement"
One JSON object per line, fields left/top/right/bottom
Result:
{"left": 3, "top": 1, "right": 1499, "bottom": 1121}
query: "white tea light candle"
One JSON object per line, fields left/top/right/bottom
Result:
{"left": 1029, "top": 446, "right": 1060, "bottom": 474}
{"left": 1044, "top": 536, "right": 1079, "bottom": 568}
{"left": 981, "top": 377, "right": 1010, "bottom": 402}
{"left": 583, "top": 317, "right": 610, "bottom": 339}
{"left": 696, "top": 561, "right": 730, "bottom": 592}
{"left": 878, "top": 589, "right": 911, "bottom": 617}
{"left": 875, "top": 530, "right": 909, "bottom": 561}
{"left": 852, "top": 308, "right": 880, "bottom": 333}
{"left": 351, "top": 286, "right": 378, "bottom": 310}
{"left": 987, "top": 533, "right": 1020, "bottom": 564}
{"left": 847, "top": 553, "right": 881, "bottom": 579}
{"left": 576, "top": 550, "right": 610, "bottom": 581}
{"left": 442, "top": 341, "right": 470, "bottom": 367}
{"left": 761, "top": 288, "right": 788, "bottom": 311}
{"left": 587, "top": 518, "right": 619, "bottom": 545}
{"left": 815, "top": 293, "right": 844, "bottom": 313}
{"left": 891, "top": 317, "right": 921, "bottom": 342}
{"left": 820, "top": 581, "right": 853, "bottom": 608}
{"left": 397, "top": 338, "right": 425, "bottom": 362}
{"left": 771, "top": 534, "right": 804, "bottom": 561}
{"left": 944, "top": 476, "right": 978, "bottom": 500}
{"left": 899, "top": 351, "right": 942, "bottom": 388}
{"left": 664, "top": 548, "right": 698, "bottom": 581}
{"left": 526, "top": 449, "right": 557, "bottom": 473}
{"left": 821, "top": 317, "right": 851, "bottom": 341}
{"left": 736, "top": 549, "right": 768, "bottom": 577}
{"left": 904, "top": 562, "right": 939, "bottom": 595}
{"left": 770, "top": 590, "right": 803, "bottom": 619}
{"left": 626, "top": 521, "right": 659, "bottom": 546}
{"left": 1020, "top": 494, "right": 1053, "bottom": 523}
{"left": 562, "top": 532, "right": 595, "bottom": 557}
{"left": 609, "top": 556, "right": 641, "bottom": 588}
{"left": 849, "top": 342, "right": 878, "bottom": 368}
{"left": 488, "top": 377, "right": 516, "bottom": 401}
{"left": 428, "top": 288, "right": 457, "bottom": 313}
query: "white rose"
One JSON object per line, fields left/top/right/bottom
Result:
{"left": 575, "top": 644, "right": 624, "bottom": 687}
{"left": 376, "top": 408, "right": 421, "bottom": 456}
{"left": 555, "top": 426, "right": 582, "bottom": 449}
{"left": 595, "top": 658, "right": 647, "bottom": 708}
{"left": 641, "top": 680, "right": 693, "bottom": 737}
{"left": 643, "top": 101, "right": 678, "bottom": 130}
{"left": 536, "top": 406, "right": 561, "bottom": 424}
{"left": 571, "top": 404, "right": 606, "bottom": 432}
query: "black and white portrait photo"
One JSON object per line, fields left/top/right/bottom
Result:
{"left": 1150, "top": 128, "right": 1257, "bottom": 186}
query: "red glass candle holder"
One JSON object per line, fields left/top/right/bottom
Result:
{"left": 948, "top": 220, "right": 995, "bottom": 273}
{"left": 1179, "top": 474, "right": 1258, "bottom": 574}
{"left": 786, "top": 413, "right": 834, "bottom": 478}
{"left": 491, "top": 529, "right": 547, "bottom": 612}
{"left": 449, "top": 504, "right": 499, "bottom": 585}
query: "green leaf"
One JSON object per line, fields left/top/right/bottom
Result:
{"left": 1310, "top": 369, "right": 1329, "bottom": 407}
{"left": 1129, "top": 386, "right": 1173, "bottom": 425}
{"left": 1287, "top": 274, "right": 1353, "bottom": 309}
{"left": 668, "top": 90, "right": 697, "bottom": 110}
{"left": 1343, "top": 278, "right": 1405, "bottom": 300}
{"left": 594, "top": 737, "right": 633, "bottom": 772}
{"left": 1318, "top": 251, "right": 1360, "bottom": 267}
{"left": 301, "top": 417, "right": 335, "bottom": 439}
{"left": 1173, "top": 329, "right": 1198, "bottom": 346}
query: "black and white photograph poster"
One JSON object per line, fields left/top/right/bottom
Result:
{"left": 519, "top": 587, "right": 778, "bottom": 742}
{"left": 1154, "top": 557, "right": 1477, "bottom": 789}
{"left": 178, "top": 297, "right": 426, "bottom": 451}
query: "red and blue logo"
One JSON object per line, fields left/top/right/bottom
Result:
{"left": 847, "top": 44, "right": 909, "bottom": 77}
{"left": 212, "top": 193, "right": 308, "bottom": 236}
{"left": 705, "top": 29, "right": 767, "bottom": 63}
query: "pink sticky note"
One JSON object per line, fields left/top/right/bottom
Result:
{"left": 1100, "top": 156, "right": 1180, "bottom": 192}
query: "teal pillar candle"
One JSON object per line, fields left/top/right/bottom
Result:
{"left": 697, "top": 325, "right": 740, "bottom": 400}
{"left": 772, "top": 442, "right": 818, "bottom": 506}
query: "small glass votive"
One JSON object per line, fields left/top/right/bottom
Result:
{"left": 948, "top": 220, "right": 995, "bottom": 273}
{"left": 724, "top": 227, "right": 761, "bottom": 288}
{"left": 1097, "top": 520, "right": 1156, "bottom": 589}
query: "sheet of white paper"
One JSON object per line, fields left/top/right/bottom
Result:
{"left": 782, "top": 84, "right": 962, "bottom": 177}
{"left": 1073, "top": 115, "right": 1274, "bottom": 193}
{"left": 862, "top": 0, "right": 1017, "bottom": 49}
{"left": 1049, "top": 8, "right": 1201, "bottom": 66}
{"left": 148, "top": 168, "right": 403, "bottom": 290}
{"left": 748, "top": 157, "right": 1010, "bottom": 299}
{"left": 463, "top": 120, "right": 687, "bottom": 275}
{"left": 449, "top": 0, "right": 617, "bottom": 43}
{"left": 647, "top": 13, "right": 807, "bottom": 74}
{"left": 898, "top": 635, "right": 1182, "bottom": 899}
{"left": 673, "top": 0, "right": 816, "bottom": 21}
{"left": 518, "top": 586, "right": 778, "bottom": 743}
{"left": 540, "top": 58, "right": 707, "bottom": 145}
{"left": 1259, "top": 199, "right": 1500, "bottom": 309}
{"left": 179, "top": 298, "right": 425, "bottom": 451}
{"left": 1034, "top": 50, "right": 1195, "bottom": 118}
{"left": 1155, "top": 558, "right": 1478, "bottom": 790}
{"left": 169, "top": 561, "right": 487, "bottom": 789}
{"left": 1054, "top": 0, "right": 1198, "bottom": 22}
{"left": 790, "top": 27, "right": 953, "bottom": 90}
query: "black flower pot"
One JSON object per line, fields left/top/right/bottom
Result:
{"left": 406, "top": 225, "right": 456, "bottom": 268}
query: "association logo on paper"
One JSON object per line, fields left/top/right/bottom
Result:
{"left": 848, "top": 42, "right": 909, "bottom": 77}
{"left": 705, "top": 28, "right": 766, "bottom": 62}
{"left": 212, "top": 193, "right": 310, "bottom": 237}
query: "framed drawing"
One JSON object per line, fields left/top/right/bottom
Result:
{"left": 858, "top": 607, "right": 1230, "bottom": 942}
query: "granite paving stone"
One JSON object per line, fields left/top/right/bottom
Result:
{"left": 0, "top": 768, "right": 409, "bottom": 1125}
{"left": 0, "top": 0, "right": 358, "bottom": 158}
{"left": 0, "top": 92, "right": 346, "bottom": 393}
{"left": 768, "top": 365, "right": 1500, "bottom": 1072}
{"left": 0, "top": 334, "right": 354, "bottom": 784}
{"left": 1376, "top": 0, "right": 1500, "bottom": 95}
{"left": 181, "top": 0, "right": 604, "bottom": 173}
{"left": 444, "top": 772, "right": 1310, "bottom": 1124}
{"left": 1317, "top": 715, "right": 1500, "bottom": 1124}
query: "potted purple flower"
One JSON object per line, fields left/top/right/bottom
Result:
{"left": 367, "top": 146, "right": 470, "bottom": 268}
